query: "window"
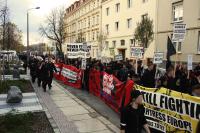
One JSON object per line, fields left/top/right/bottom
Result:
{"left": 171, "top": 34, "right": 182, "bottom": 53}
{"left": 115, "top": 22, "right": 119, "bottom": 31}
{"left": 105, "top": 41, "right": 109, "bottom": 49}
{"left": 96, "top": 15, "right": 99, "bottom": 24}
{"left": 106, "top": 24, "right": 109, "bottom": 34}
{"left": 121, "top": 40, "right": 125, "bottom": 46}
{"left": 142, "top": 14, "right": 148, "bottom": 20}
{"left": 116, "top": 3, "right": 120, "bottom": 12}
{"left": 127, "top": 0, "right": 132, "bottom": 8}
{"left": 127, "top": 18, "right": 132, "bottom": 28}
{"left": 93, "top": 16, "right": 95, "bottom": 26}
{"left": 88, "top": 17, "right": 90, "bottom": 27}
{"left": 172, "top": 2, "right": 183, "bottom": 22}
{"left": 130, "top": 39, "right": 135, "bottom": 46}
{"left": 143, "top": 0, "right": 148, "bottom": 3}
{"left": 198, "top": 31, "right": 200, "bottom": 53}
{"left": 96, "top": 31, "right": 99, "bottom": 40}
{"left": 88, "top": 32, "right": 90, "bottom": 41}
{"left": 112, "top": 41, "right": 116, "bottom": 48}
{"left": 106, "top": 8, "right": 109, "bottom": 16}
{"left": 92, "top": 31, "right": 95, "bottom": 41}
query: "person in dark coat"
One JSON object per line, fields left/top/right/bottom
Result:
{"left": 47, "top": 58, "right": 57, "bottom": 89}
{"left": 159, "top": 66, "right": 177, "bottom": 91}
{"left": 141, "top": 62, "right": 156, "bottom": 88}
{"left": 120, "top": 90, "right": 150, "bottom": 133}
{"left": 40, "top": 60, "right": 50, "bottom": 92}
{"left": 118, "top": 64, "right": 128, "bottom": 82}
{"left": 36, "top": 60, "right": 43, "bottom": 87}
{"left": 29, "top": 57, "right": 38, "bottom": 83}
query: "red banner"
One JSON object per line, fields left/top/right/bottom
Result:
{"left": 54, "top": 63, "right": 134, "bottom": 113}
{"left": 54, "top": 63, "right": 82, "bottom": 89}
{"left": 88, "top": 70, "right": 134, "bottom": 113}
{"left": 54, "top": 63, "right": 63, "bottom": 80}
{"left": 88, "top": 68, "right": 101, "bottom": 97}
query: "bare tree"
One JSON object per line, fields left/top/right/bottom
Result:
{"left": 0, "top": 0, "right": 9, "bottom": 50}
{"left": 97, "top": 31, "right": 107, "bottom": 51}
{"left": 39, "top": 7, "right": 66, "bottom": 56}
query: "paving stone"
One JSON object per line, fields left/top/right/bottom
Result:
{"left": 51, "top": 96, "right": 71, "bottom": 101}
{"left": 74, "top": 118, "right": 107, "bottom": 133}
{"left": 61, "top": 106, "right": 89, "bottom": 116}
{"left": 107, "top": 124, "right": 120, "bottom": 133}
{"left": 68, "top": 114, "right": 92, "bottom": 121}
{"left": 54, "top": 100, "right": 79, "bottom": 108}
{"left": 98, "top": 116, "right": 112, "bottom": 125}
{"left": 94, "top": 130, "right": 113, "bottom": 133}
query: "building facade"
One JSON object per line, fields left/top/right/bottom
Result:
{"left": 64, "top": 0, "right": 102, "bottom": 58}
{"left": 101, "top": 0, "right": 158, "bottom": 59}
{"left": 156, "top": 0, "right": 200, "bottom": 63}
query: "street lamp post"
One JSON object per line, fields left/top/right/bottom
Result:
{"left": 27, "top": 7, "right": 40, "bottom": 75}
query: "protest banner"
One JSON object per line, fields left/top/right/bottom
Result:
{"left": 172, "top": 23, "right": 186, "bottom": 42}
{"left": 100, "top": 72, "right": 134, "bottom": 112}
{"left": 135, "top": 84, "right": 200, "bottom": 133}
{"left": 66, "top": 43, "right": 91, "bottom": 58}
{"left": 187, "top": 55, "right": 193, "bottom": 70}
{"left": 89, "top": 68, "right": 101, "bottom": 97}
{"left": 130, "top": 47, "right": 144, "bottom": 59}
{"left": 60, "top": 64, "right": 83, "bottom": 89}
{"left": 115, "top": 54, "right": 123, "bottom": 61}
{"left": 54, "top": 63, "right": 63, "bottom": 80}
{"left": 153, "top": 52, "right": 164, "bottom": 64}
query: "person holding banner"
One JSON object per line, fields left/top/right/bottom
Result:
{"left": 120, "top": 90, "right": 150, "bottom": 133}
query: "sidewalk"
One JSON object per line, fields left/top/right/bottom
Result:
{"left": 33, "top": 80, "right": 120, "bottom": 133}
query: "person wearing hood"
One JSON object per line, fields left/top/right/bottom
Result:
{"left": 120, "top": 90, "right": 150, "bottom": 133}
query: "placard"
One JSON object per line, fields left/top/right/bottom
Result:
{"left": 172, "top": 23, "right": 186, "bottom": 42}
{"left": 66, "top": 43, "right": 91, "bottom": 58}
{"left": 130, "top": 47, "right": 144, "bottom": 59}
{"left": 187, "top": 55, "right": 193, "bottom": 70}
{"left": 115, "top": 54, "right": 123, "bottom": 61}
{"left": 153, "top": 52, "right": 164, "bottom": 64}
{"left": 81, "top": 58, "right": 86, "bottom": 70}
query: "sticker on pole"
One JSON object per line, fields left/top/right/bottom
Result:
{"left": 130, "top": 47, "right": 144, "bottom": 59}
{"left": 187, "top": 55, "right": 193, "bottom": 70}
{"left": 153, "top": 52, "right": 164, "bottom": 64}
{"left": 172, "top": 23, "right": 186, "bottom": 42}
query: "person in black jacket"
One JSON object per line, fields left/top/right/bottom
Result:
{"left": 47, "top": 58, "right": 57, "bottom": 89}
{"left": 120, "top": 90, "right": 150, "bottom": 133}
{"left": 40, "top": 60, "right": 50, "bottom": 92}
{"left": 141, "top": 62, "right": 156, "bottom": 88}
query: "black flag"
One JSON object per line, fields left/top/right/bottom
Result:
{"left": 166, "top": 36, "right": 176, "bottom": 69}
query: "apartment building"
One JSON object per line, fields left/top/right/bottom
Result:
{"left": 101, "top": 0, "right": 158, "bottom": 59}
{"left": 64, "top": 0, "right": 101, "bottom": 58}
{"left": 156, "top": 0, "right": 200, "bottom": 63}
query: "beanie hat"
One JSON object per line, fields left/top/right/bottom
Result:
{"left": 131, "top": 90, "right": 142, "bottom": 99}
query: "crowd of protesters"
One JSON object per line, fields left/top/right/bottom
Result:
{"left": 29, "top": 56, "right": 57, "bottom": 92}
{"left": 64, "top": 58, "right": 200, "bottom": 97}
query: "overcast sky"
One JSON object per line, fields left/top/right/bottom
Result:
{"left": 6, "top": 0, "right": 76, "bottom": 45}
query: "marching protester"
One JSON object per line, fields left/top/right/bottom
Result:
{"left": 191, "top": 84, "right": 200, "bottom": 97}
{"left": 40, "top": 59, "right": 50, "bottom": 92}
{"left": 120, "top": 90, "right": 150, "bottom": 133}
{"left": 140, "top": 61, "right": 156, "bottom": 88}
{"left": 47, "top": 58, "right": 57, "bottom": 89}
{"left": 29, "top": 56, "right": 38, "bottom": 83}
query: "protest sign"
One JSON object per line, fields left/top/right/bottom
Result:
{"left": 130, "top": 47, "right": 143, "bottom": 59}
{"left": 187, "top": 55, "right": 193, "bottom": 70}
{"left": 66, "top": 43, "right": 91, "bottom": 58}
{"left": 153, "top": 52, "right": 164, "bottom": 64}
{"left": 172, "top": 23, "right": 186, "bottom": 42}
{"left": 115, "top": 54, "right": 123, "bottom": 61}
{"left": 135, "top": 84, "right": 200, "bottom": 133}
